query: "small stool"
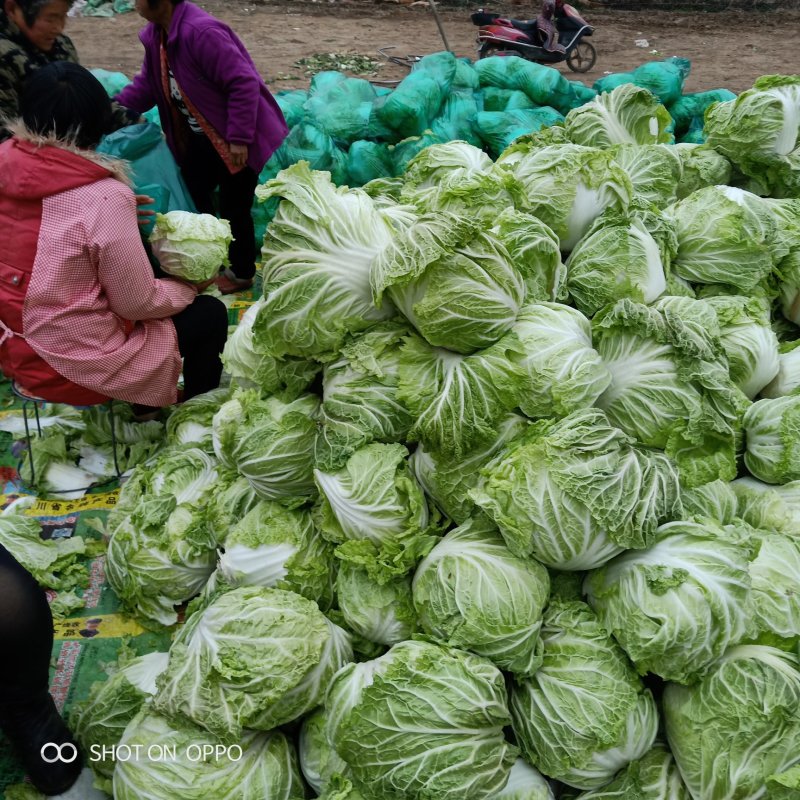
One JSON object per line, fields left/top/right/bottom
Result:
{"left": 10, "top": 381, "right": 122, "bottom": 492}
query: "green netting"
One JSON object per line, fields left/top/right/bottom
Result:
{"left": 365, "top": 95, "right": 399, "bottom": 140}
{"left": 304, "top": 72, "right": 381, "bottom": 145}
{"left": 452, "top": 57, "right": 480, "bottom": 91}
{"left": 592, "top": 71, "right": 634, "bottom": 94}
{"left": 377, "top": 52, "right": 458, "bottom": 138}
{"left": 275, "top": 89, "right": 308, "bottom": 128}
{"left": 474, "top": 55, "right": 574, "bottom": 114}
{"left": 278, "top": 122, "right": 348, "bottom": 185}
{"left": 594, "top": 58, "right": 692, "bottom": 105}
{"left": 481, "top": 87, "right": 537, "bottom": 112}
{"left": 668, "top": 88, "right": 737, "bottom": 137}
{"left": 565, "top": 80, "right": 598, "bottom": 109}
{"left": 389, "top": 131, "right": 447, "bottom": 175}
{"left": 474, "top": 106, "right": 565, "bottom": 157}
{"left": 431, "top": 91, "right": 482, "bottom": 146}
{"left": 347, "top": 140, "right": 394, "bottom": 185}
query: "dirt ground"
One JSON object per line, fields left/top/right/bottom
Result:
{"left": 67, "top": 1, "right": 797, "bottom": 96}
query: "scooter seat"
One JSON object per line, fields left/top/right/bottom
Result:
{"left": 507, "top": 18, "right": 539, "bottom": 33}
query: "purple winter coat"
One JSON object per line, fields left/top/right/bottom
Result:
{"left": 116, "top": 1, "right": 287, "bottom": 173}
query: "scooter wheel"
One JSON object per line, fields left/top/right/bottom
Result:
{"left": 566, "top": 41, "right": 596, "bottom": 72}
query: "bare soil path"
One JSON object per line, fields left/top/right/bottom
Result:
{"left": 67, "top": 1, "right": 797, "bottom": 97}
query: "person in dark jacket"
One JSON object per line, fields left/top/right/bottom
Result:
{"left": 0, "top": 0, "right": 138, "bottom": 140}
{"left": 116, "top": 0, "right": 288, "bottom": 294}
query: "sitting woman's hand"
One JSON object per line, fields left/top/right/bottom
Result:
{"left": 135, "top": 194, "right": 156, "bottom": 230}
{"left": 189, "top": 276, "right": 219, "bottom": 293}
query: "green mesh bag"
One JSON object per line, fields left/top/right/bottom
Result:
{"left": 475, "top": 107, "right": 564, "bottom": 157}
{"left": 347, "top": 141, "right": 394, "bottom": 185}
{"left": 481, "top": 87, "right": 536, "bottom": 112}
{"left": 474, "top": 56, "right": 574, "bottom": 113}
{"left": 378, "top": 52, "right": 458, "bottom": 138}
{"left": 305, "top": 72, "right": 381, "bottom": 144}
{"left": 668, "top": 89, "right": 736, "bottom": 137}
{"left": 431, "top": 92, "right": 482, "bottom": 146}
{"left": 280, "top": 123, "right": 348, "bottom": 185}
{"left": 275, "top": 89, "right": 308, "bottom": 128}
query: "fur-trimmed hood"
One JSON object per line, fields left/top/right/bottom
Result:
{"left": 0, "top": 121, "right": 131, "bottom": 201}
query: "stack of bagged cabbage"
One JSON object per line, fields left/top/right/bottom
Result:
{"left": 75, "top": 78, "right": 800, "bottom": 800}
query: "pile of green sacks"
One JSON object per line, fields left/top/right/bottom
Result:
{"left": 93, "top": 54, "right": 735, "bottom": 245}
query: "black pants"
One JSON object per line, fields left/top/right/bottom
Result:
{"left": 171, "top": 294, "right": 228, "bottom": 401}
{"left": 0, "top": 544, "right": 52, "bottom": 701}
{"left": 0, "top": 546, "right": 83, "bottom": 793}
{"left": 180, "top": 134, "right": 259, "bottom": 281}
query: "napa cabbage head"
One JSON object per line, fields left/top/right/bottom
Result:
{"left": 298, "top": 707, "right": 349, "bottom": 795}
{"left": 409, "top": 413, "right": 530, "bottom": 524}
{"left": 743, "top": 395, "right": 800, "bottom": 484}
{"left": 471, "top": 408, "right": 682, "bottom": 571}
{"left": 222, "top": 300, "right": 319, "bottom": 395}
{"left": 565, "top": 206, "right": 676, "bottom": 317}
{"left": 149, "top": 210, "right": 232, "bottom": 282}
{"left": 610, "top": 143, "right": 683, "bottom": 208}
{"left": 113, "top": 709, "right": 305, "bottom": 800}
{"left": 744, "top": 524, "right": 800, "bottom": 642}
{"left": 704, "top": 294, "right": 780, "bottom": 399}
{"left": 397, "top": 331, "right": 525, "bottom": 459}
{"left": 592, "top": 297, "right": 748, "bottom": 488}
{"left": 680, "top": 478, "right": 739, "bottom": 524}
{"left": 732, "top": 476, "right": 800, "bottom": 534}
{"left": 371, "top": 207, "right": 562, "bottom": 354}
{"left": 666, "top": 186, "right": 784, "bottom": 292}
{"left": 762, "top": 339, "right": 800, "bottom": 398}
{"left": 497, "top": 142, "right": 632, "bottom": 252}
{"left": 212, "top": 390, "right": 319, "bottom": 502}
{"left": 325, "top": 639, "right": 517, "bottom": 800}
{"left": 566, "top": 744, "right": 689, "bottom": 800}
{"left": 412, "top": 516, "right": 550, "bottom": 677}
{"left": 253, "top": 162, "right": 400, "bottom": 360}
{"left": 165, "top": 388, "right": 231, "bottom": 452}
{"left": 399, "top": 140, "right": 516, "bottom": 215}
{"left": 336, "top": 561, "right": 417, "bottom": 646}
{"left": 315, "top": 322, "right": 414, "bottom": 471}
{"left": 564, "top": 84, "right": 673, "bottom": 148}
{"left": 509, "top": 598, "right": 659, "bottom": 789}
{"left": 704, "top": 75, "right": 800, "bottom": 198}
{"left": 497, "top": 760, "right": 555, "bottom": 800}
{"left": 154, "top": 586, "right": 353, "bottom": 739}
{"left": 512, "top": 303, "right": 611, "bottom": 419}
{"left": 313, "top": 442, "right": 438, "bottom": 579}
{"left": 663, "top": 646, "right": 800, "bottom": 800}
{"left": 584, "top": 518, "right": 755, "bottom": 684}
{"left": 71, "top": 651, "right": 169, "bottom": 791}
{"left": 673, "top": 143, "right": 732, "bottom": 198}
{"left": 105, "top": 495, "right": 217, "bottom": 627}
{"left": 216, "top": 500, "right": 336, "bottom": 610}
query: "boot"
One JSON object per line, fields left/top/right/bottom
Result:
{"left": 0, "top": 690, "right": 82, "bottom": 796}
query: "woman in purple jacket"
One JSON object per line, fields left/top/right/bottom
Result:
{"left": 116, "top": 0, "right": 288, "bottom": 294}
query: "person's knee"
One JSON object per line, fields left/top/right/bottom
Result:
{"left": 195, "top": 295, "right": 229, "bottom": 348}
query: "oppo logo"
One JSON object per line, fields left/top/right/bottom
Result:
{"left": 40, "top": 742, "right": 79, "bottom": 764}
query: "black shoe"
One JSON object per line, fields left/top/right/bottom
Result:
{"left": 0, "top": 691, "right": 82, "bottom": 795}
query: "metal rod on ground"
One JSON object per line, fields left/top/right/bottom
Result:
{"left": 427, "top": 0, "right": 452, "bottom": 52}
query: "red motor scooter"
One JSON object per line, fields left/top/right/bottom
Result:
{"left": 471, "top": 4, "right": 596, "bottom": 72}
